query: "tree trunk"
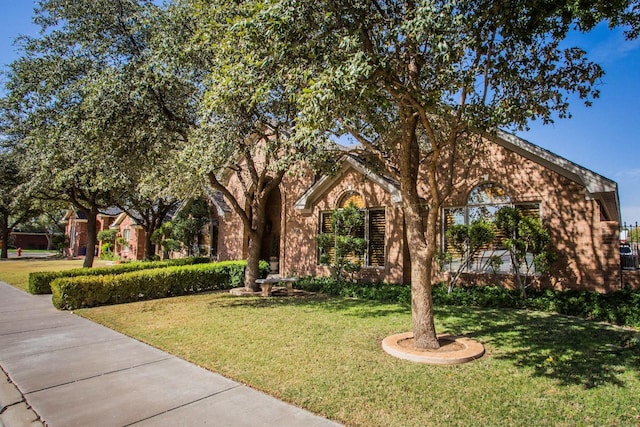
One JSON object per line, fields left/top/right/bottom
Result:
{"left": 45, "top": 232, "right": 54, "bottom": 250}
{"left": 0, "top": 217, "right": 9, "bottom": 259}
{"left": 243, "top": 192, "right": 271, "bottom": 291}
{"left": 144, "top": 223, "right": 156, "bottom": 260}
{"left": 405, "top": 202, "right": 440, "bottom": 349}
{"left": 397, "top": 107, "right": 440, "bottom": 349}
{"left": 244, "top": 229, "right": 263, "bottom": 291}
{"left": 83, "top": 211, "right": 98, "bottom": 268}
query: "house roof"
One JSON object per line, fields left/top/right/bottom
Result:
{"left": 60, "top": 208, "right": 86, "bottom": 222}
{"left": 294, "top": 155, "right": 402, "bottom": 214}
{"left": 109, "top": 212, "right": 140, "bottom": 228}
{"left": 204, "top": 186, "right": 232, "bottom": 217}
{"left": 99, "top": 206, "right": 124, "bottom": 217}
{"left": 294, "top": 131, "right": 621, "bottom": 223}
{"left": 61, "top": 206, "right": 122, "bottom": 222}
{"left": 493, "top": 130, "right": 620, "bottom": 222}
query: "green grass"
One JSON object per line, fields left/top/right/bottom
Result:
{"left": 0, "top": 258, "right": 111, "bottom": 292}
{"left": 78, "top": 293, "right": 640, "bottom": 427}
{"left": 8, "top": 249, "right": 58, "bottom": 254}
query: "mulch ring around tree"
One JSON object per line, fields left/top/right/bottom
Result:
{"left": 382, "top": 332, "right": 485, "bottom": 365}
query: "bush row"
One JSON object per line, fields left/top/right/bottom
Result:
{"left": 29, "top": 257, "right": 211, "bottom": 295}
{"left": 51, "top": 260, "right": 270, "bottom": 310}
{"left": 295, "top": 278, "right": 640, "bottom": 328}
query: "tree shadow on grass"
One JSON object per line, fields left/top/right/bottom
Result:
{"left": 437, "top": 306, "right": 640, "bottom": 389}
{"left": 212, "top": 293, "right": 640, "bottom": 389}
{"left": 211, "top": 293, "right": 411, "bottom": 318}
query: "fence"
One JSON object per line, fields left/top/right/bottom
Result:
{"left": 620, "top": 222, "right": 639, "bottom": 270}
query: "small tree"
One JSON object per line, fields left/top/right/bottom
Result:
{"left": 51, "top": 234, "right": 69, "bottom": 255}
{"left": 316, "top": 202, "right": 367, "bottom": 282}
{"left": 445, "top": 221, "right": 496, "bottom": 293}
{"left": 97, "top": 229, "right": 117, "bottom": 260}
{"left": 151, "top": 221, "right": 181, "bottom": 259}
{"left": 172, "top": 199, "right": 211, "bottom": 256}
{"left": 495, "top": 207, "right": 556, "bottom": 297}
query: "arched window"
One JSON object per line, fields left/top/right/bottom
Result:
{"left": 444, "top": 183, "right": 512, "bottom": 227}
{"left": 468, "top": 182, "right": 511, "bottom": 205}
{"left": 467, "top": 183, "right": 511, "bottom": 223}
{"left": 339, "top": 192, "right": 365, "bottom": 209}
{"left": 318, "top": 191, "right": 386, "bottom": 267}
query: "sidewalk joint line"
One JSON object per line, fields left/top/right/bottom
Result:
{"left": 124, "top": 384, "right": 244, "bottom": 426}
{"left": 24, "top": 356, "right": 174, "bottom": 395}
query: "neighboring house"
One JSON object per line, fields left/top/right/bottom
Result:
{"left": 110, "top": 212, "right": 146, "bottom": 260}
{"left": 110, "top": 201, "right": 219, "bottom": 260}
{"left": 214, "top": 130, "right": 623, "bottom": 292}
{"left": 8, "top": 232, "right": 49, "bottom": 250}
{"left": 62, "top": 207, "right": 122, "bottom": 257}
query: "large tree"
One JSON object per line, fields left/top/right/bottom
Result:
{"left": 0, "top": 150, "right": 39, "bottom": 258}
{"left": 2, "top": 0, "right": 191, "bottom": 267}
{"left": 176, "top": 0, "right": 329, "bottom": 290}
{"left": 115, "top": 153, "right": 191, "bottom": 260}
{"left": 239, "top": 0, "right": 638, "bottom": 349}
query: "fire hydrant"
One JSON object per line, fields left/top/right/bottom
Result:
{"left": 17, "top": 247, "right": 22, "bottom": 257}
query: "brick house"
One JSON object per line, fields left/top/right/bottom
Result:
{"left": 214, "top": 130, "right": 622, "bottom": 292}
{"left": 110, "top": 212, "right": 147, "bottom": 260}
{"left": 62, "top": 207, "right": 122, "bottom": 257}
{"left": 109, "top": 201, "right": 219, "bottom": 261}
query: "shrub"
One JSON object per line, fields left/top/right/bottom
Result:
{"left": 296, "top": 278, "right": 412, "bottom": 305}
{"left": 526, "top": 287, "right": 640, "bottom": 328}
{"left": 51, "top": 260, "right": 259, "bottom": 310}
{"left": 29, "top": 257, "right": 211, "bottom": 294}
{"left": 297, "top": 277, "right": 640, "bottom": 329}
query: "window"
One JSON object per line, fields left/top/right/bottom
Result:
{"left": 442, "top": 183, "right": 540, "bottom": 272}
{"left": 444, "top": 183, "right": 539, "bottom": 228}
{"left": 318, "top": 193, "right": 386, "bottom": 267}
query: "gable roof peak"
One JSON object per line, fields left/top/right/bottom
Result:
{"left": 294, "top": 155, "right": 402, "bottom": 214}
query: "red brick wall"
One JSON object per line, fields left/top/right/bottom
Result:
{"left": 215, "top": 137, "right": 621, "bottom": 292}
{"left": 10, "top": 233, "right": 49, "bottom": 250}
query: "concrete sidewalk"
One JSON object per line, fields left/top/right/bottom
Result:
{"left": 0, "top": 282, "right": 341, "bottom": 427}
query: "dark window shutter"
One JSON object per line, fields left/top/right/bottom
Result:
{"left": 516, "top": 203, "right": 540, "bottom": 219}
{"left": 318, "top": 211, "right": 335, "bottom": 264}
{"left": 368, "top": 209, "right": 385, "bottom": 267}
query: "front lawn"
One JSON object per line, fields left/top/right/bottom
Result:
{"left": 78, "top": 292, "right": 640, "bottom": 427}
{"left": 0, "top": 259, "right": 111, "bottom": 292}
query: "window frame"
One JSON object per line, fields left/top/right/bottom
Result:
{"left": 441, "top": 183, "right": 541, "bottom": 273}
{"left": 317, "top": 207, "right": 386, "bottom": 268}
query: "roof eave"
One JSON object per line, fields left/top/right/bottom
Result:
{"left": 493, "top": 130, "right": 620, "bottom": 222}
{"left": 294, "top": 156, "right": 402, "bottom": 214}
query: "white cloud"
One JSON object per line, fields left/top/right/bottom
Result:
{"left": 615, "top": 168, "right": 640, "bottom": 180}
{"left": 589, "top": 29, "right": 640, "bottom": 65}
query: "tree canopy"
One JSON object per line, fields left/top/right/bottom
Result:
{"left": 2, "top": 0, "right": 638, "bottom": 348}
{"left": 238, "top": 0, "right": 639, "bottom": 348}
{"left": 1, "top": 0, "right": 192, "bottom": 266}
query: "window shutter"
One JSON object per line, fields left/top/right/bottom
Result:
{"left": 318, "top": 212, "right": 335, "bottom": 264}
{"left": 516, "top": 203, "right": 540, "bottom": 219}
{"left": 321, "top": 212, "right": 333, "bottom": 233}
{"left": 443, "top": 208, "right": 463, "bottom": 258}
{"left": 368, "top": 209, "right": 385, "bottom": 267}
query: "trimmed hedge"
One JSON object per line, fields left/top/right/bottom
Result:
{"left": 51, "top": 260, "right": 270, "bottom": 310}
{"left": 29, "top": 257, "right": 211, "bottom": 295}
{"left": 295, "top": 278, "right": 640, "bottom": 329}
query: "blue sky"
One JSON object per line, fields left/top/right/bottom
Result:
{"left": 2, "top": 2, "right": 639, "bottom": 222}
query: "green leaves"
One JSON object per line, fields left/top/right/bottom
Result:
{"left": 495, "top": 206, "right": 556, "bottom": 296}
{"left": 316, "top": 202, "right": 367, "bottom": 282}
